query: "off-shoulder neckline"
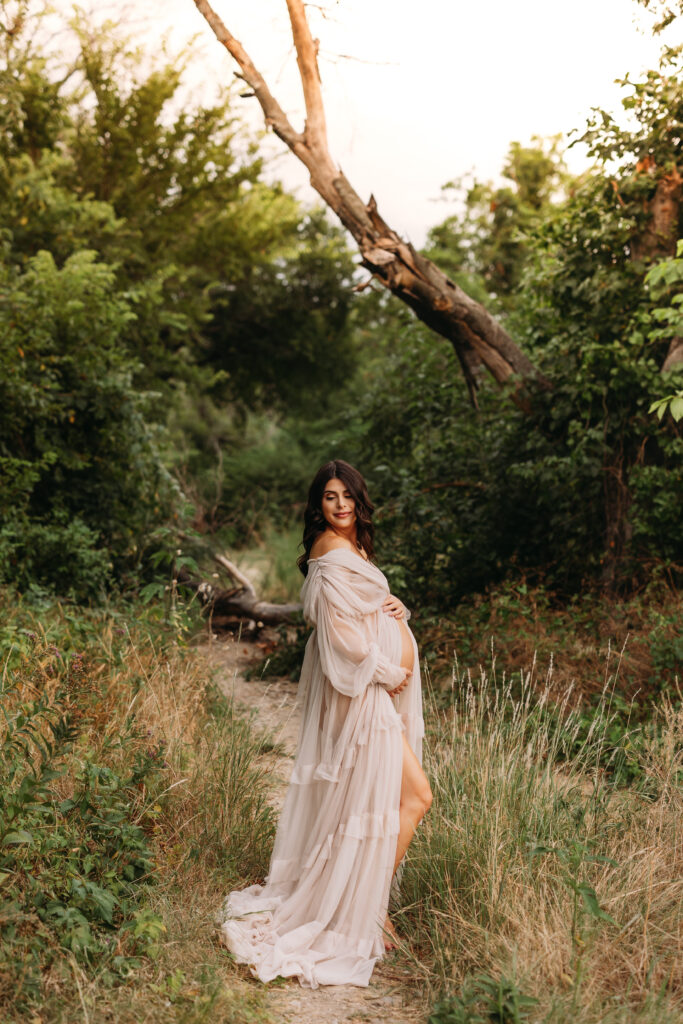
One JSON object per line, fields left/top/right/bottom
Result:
{"left": 308, "top": 547, "right": 370, "bottom": 565}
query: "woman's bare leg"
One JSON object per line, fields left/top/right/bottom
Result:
{"left": 384, "top": 734, "right": 432, "bottom": 949}
{"left": 393, "top": 734, "right": 432, "bottom": 873}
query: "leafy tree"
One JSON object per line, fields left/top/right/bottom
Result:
{"left": 58, "top": 20, "right": 357, "bottom": 408}
{"left": 0, "top": 3, "right": 358, "bottom": 595}
{"left": 337, "top": 52, "right": 683, "bottom": 602}
{"left": 204, "top": 209, "right": 356, "bottom": 414}
{"left": 426, "top": 137, "right": 568, "bottom": 306}
{"left": 646, "top": 239, "right": 683, "bottom": 420}
{"left": 0, "top": 247, "right": 177, "bottom": 599}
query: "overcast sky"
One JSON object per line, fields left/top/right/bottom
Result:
{"left": 99, "top": 2, "right": 677, "bottom": 244}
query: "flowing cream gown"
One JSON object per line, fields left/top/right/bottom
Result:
{"left": 220, "top": 548, "right": 424, "bottom": 988}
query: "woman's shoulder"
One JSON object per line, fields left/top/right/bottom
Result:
{"left": 309, "top": 532, "right": 360, "bottom": 560}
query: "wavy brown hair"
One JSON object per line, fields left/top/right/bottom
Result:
{"left": 297, "top": 460, "right": 375, "bottom": 576}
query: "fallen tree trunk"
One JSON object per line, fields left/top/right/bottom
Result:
{"left": 191, "top": 0, "right": 549, "bottom": 406}
{"left": 178, "top": 554, "right": 302, "bottom": 628}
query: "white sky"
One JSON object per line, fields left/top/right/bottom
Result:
{"left": 82, "top": 2, "right": 679, "bottom": 244}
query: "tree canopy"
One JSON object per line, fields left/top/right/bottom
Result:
{"left": 0, "top": 4, "right": 357, "bottom": 596}
{"left": 1, "top": 0, "right": 682, "bottom": 605}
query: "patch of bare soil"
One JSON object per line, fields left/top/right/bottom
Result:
{"left": 204, "top": 634, "right": 430, "bottom": 1024}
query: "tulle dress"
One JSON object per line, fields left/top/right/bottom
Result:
{"left": 219, "top": 547, "right": 424, "bottom": 988}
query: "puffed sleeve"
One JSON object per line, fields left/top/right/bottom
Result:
{"left": 315, "top": 591, "right": 406, "bottom": 698}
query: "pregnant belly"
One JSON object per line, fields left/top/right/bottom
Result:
{"left": 398, "top": 618, "right": 414, "bottom": 674}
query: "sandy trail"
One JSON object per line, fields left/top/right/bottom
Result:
{"left": 205, "top": 636, "right": 429, "bottom": 1024}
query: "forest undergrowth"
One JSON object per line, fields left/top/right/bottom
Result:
{"left": 409, "top": 662, "right": 682, "bottom": 1024}
{"left": 1, "top": 580, "right": 680, "bottom": 1024}
{"left": 0, "top": 589, "right": 276, "bottom": 1024}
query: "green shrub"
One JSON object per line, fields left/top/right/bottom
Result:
{"left": 0, "top": 639, "right": 164, "bottom": 1004}
{"left": 0, "top": 587, "right": 277, "bottom": 1018}
{"left": 0, "top": 249, "right": 179, "bottom": 598}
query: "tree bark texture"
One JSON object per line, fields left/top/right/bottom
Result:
{"left": 178, "top": 554, "right": 302, "bottom": 628}
{"left": 631, "top": 165, "right": 683, "bottom": 373}
{"left": 191, "top": 0, "right": 549, "bottom": 405}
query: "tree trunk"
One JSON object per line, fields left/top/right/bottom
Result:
{"left": 631, "top": 165, "right": 683, "bottom": 374}
{"left": 662, "top": 336, "right": 683, "bottom": 372}
{"left": 191, "top": 0, "right": 549, "bottom": 406}
{"left": 178, "top": 555, "right": 302, "bottom": 628}
{"left": 630, "top": 166, "right": 682, "bottom": 264}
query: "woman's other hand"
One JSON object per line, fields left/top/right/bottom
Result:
{"left": 388, "top": 668, "right": 411, "bottom": 698}
{"left": 382, "top": 594, "right": 406, "bottom": 619}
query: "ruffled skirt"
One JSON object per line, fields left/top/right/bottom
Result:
{"left": 219, "top": 681, "right": 405, "bottom": 988}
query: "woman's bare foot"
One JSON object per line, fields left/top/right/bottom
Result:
{"left": 382, "top": 915, "right": 399, "bottom": 951}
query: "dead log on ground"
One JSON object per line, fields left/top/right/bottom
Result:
{"left": 178, "top": 553, "right": 302, "bottom": 629}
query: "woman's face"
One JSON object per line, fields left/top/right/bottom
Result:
{"left": 321, "top": 477, "right": 356, "bottom": 531}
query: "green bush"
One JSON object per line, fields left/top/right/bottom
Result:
{"left": 0, "top": 249, "right": 179, "bottom": 598}
{"left": 0, "top": 639, "right": 164, "bottom": 1004}
{"left": 0, "top": 587, "right": 277, "bottom": 1017}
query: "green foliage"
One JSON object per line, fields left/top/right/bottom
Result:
{"left": 167, "top": 403, "right": 315, "bottom": 538}
{"left": 338, "top": 316, "right": 651, "bottom": 599}
{"left": 53, "top": 20, "right": 358, "bottom": 412}
{"left": 334, "top": 51, "right": 683, "bottom": 603}
{"left": 426, "top": 136, "right": 568, "bottom": 304}
{"left": 204, "top": 209, "right": 357, "bottom": 414}
{"left": 0, "top": 247, "right": 177, "bottom": 598}
{"left": 0, "top": 6, "right": 358, "bottom": 597}
{"left": 0, "top": 586, "right": 277, "bottom": 1016}
{"left": 0, "top": 639, "right": 163, "bottom": 1004}
{"left": 646, "top": 238, "right": 683, "bottom": 421}
{"left": 419, "top": 576, "right": 681, "bottom": 714}
{"left": 429, "top": 975, "right": 538, "bottom": 1024}
{"left": 649, "top": 390, "right": 683, "bottom": 420}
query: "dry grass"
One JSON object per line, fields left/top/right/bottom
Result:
{"left": 401, "top": 664, "right": 683, "bottom": 1023}
{"left": 4, "top": 588, "right": 681, "bottom": 1024}
{"left": 420, "top": 580, "right": 682, "bottom": 703}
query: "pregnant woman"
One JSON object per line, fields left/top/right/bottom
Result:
{"left": 220, "top": 460, "right": 431, "bottom": 988}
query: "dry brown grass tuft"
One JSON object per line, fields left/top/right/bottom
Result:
{"left": 420, "top": 580, "right": 681, "bottom": 703}
{"left": 402, "top": 670, "right": 683, "bottom": 1023}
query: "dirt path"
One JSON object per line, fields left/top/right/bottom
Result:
{"left": 205, "top": 636, "right": 430, "bottom": 1024}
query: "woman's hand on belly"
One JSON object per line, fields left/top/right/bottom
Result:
{"left": 382, "top": 594, "right": 407, "bottom": 619}
{"left": 387, "top": 667, "right": 411, "bottom": 698}
{"left": 382, "top": 593, "right": 414, "bottom": 684}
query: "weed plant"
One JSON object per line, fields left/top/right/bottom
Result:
{"left": 404, "top": 659, "right": 682, "bottom": 1023}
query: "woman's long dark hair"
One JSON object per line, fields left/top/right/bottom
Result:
{"left": 297, "top": 460, "right": 375, "bottom": 576}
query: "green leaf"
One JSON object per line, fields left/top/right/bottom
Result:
{"left": 139, "top": 582, "right": 164, "bottom": 604}
{"left": 2, "top": 830, "right": 34, "bottom": 845}
{"left": 577, "top": 882, "right": 617, "bottom": 925}
{"left": 669, "top": 396, "right": 683, "bottom": 422}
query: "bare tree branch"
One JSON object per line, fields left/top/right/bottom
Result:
{"left": 178, "top": 554, "right": 302, "bottom": 626}
{"left": 285, "top": 0, "right": 330, "bottom": 160}
{"left": 191, "top": 0, "right": 550, "bottom": 403}
{"left": 214, "top": 553, "right": 257, "bottom": 595}
{"left": 193, "top": 0, "right": 305, "bottom": 157}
